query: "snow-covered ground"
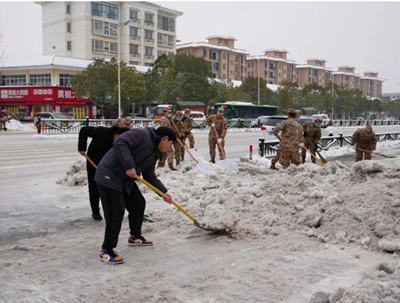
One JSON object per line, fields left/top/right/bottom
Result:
{"left": 2, "top": 130, "right": 400, "bottom": 303}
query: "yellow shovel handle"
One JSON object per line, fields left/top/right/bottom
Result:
{"left": 84, "top": 154, "right": 98, "bottom": 169}
{"left": 134, "top": 175, "right": 197, "bottom": 223}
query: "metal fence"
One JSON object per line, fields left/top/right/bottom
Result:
{"left": 258, "top": 132, "right": 400, "bottom": 158}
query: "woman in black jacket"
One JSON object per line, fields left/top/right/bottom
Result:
{"left": 78, "top": 122, "right": 130, "bottom": 220}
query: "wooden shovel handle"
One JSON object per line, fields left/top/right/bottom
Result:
{"left": 213, "top": 126, "right": 226, "bottom": 159}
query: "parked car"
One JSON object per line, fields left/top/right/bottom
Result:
{"left": 251, "top": 116, "right": 271, "bottom": 128}
{"left": 261, "top": 115, "right": 332, "bottom": 138}
{"left": 182, "top": 111, "right": 206, "bottom": 128}
{"left": 33, "top": 112, "right": 72, "bottom": 128}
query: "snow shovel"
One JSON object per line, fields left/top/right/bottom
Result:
{"left": 355, "top": 147, "right": 396, "bottom": 158}
{"left": 305, "top": 137, "right": 328, "bottom": 164}
{"left": 303, "top": 146, "right": 324, "bottom": 166}
{"left": 134, "top": 175, "right": 224, "bottom": 232}
{"left": 171, "top": 120, "right": 216, "bottom": 174}
{"left": 213, "top": 127, "right": 238, "bottom": 171}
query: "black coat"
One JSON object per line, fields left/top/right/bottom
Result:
{"left": 94, "top": 127, "right": 167, "bottom": 194}
{"left": 78, "top": 126, "right": 117, "bottom": 164}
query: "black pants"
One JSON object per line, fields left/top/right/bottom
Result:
{"left": 97, "top": 182, "right": 146, "bottom": 251}
{"left": 87, "top": 162, "right": 100, "bottom": 214}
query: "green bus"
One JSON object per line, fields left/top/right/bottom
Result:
{"left": 212, "top": 101, "right": 278, "bottom": 119}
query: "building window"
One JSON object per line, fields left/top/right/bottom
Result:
{"left": 234, "top": 66, "right": 238, "bottom": 72}
{"left": 241, "top": 66, "right": 246, "bottom": 73}
{"left": 168, "top": 35, "right": 174, "bottom": 47}
{"left": 110, "top": 42, "right": 118, "bottom": 54}
{"left": 92, "top": 20, "right": 104, "bottom": 34}
{"left": 144, "top": 12, "right": 154, "bottom": 26}
{"left": 157, "top": 15, "right": 175, "bottom": 32}
{"left": 91, "top": 2, "right": 119, "bottom": 20}
{"left": 212, "top": 51, "right": 219, "bottom": 60}
{"left": 129, "top": 26, "right": 140, "bottom": 40}
{"left": 129, "top": 44, "right": 139, "bottom": 57}
{"left": 204, "top": 49, "right": 210, "bottom": 58}
{"left": 234, "top": 55, "right": 238, "bottom": 62}
{"left": 129, "top": 8, "right": 140, "bottom": 23}
{"left": 59, "top": 74, "right": 74, "bottom": 86}
{"left": 212, "top": 62, "right": 219, "bottom": 71}
{"left": 30, "top": 74, "right": 51, "bottom": 86}
{"left": 1, "top": 75, "right": 27, "bottom": 86}
{"left": 241, "top": 56, "right": 246, "bottom": 64}
{"left": 109, "top": 23, "right": 118, "bottom": 37}
{"left": 67, "top": 23, "right": 71, "bottom": 33}
{"left": 218, "top": 39, "right": 222, "bottom": 44}
{"left": 223, "top": 63, "right": 226, "bottom": 70}
{"left": 230, "top": 71, "right": 233, "bottom": 75}
{"left": 223, "top": 53, "right": 226, "bottom": 59}
{"left": 144, "top": 46, "right": 154, "bottom": 59}
{"left": 66, "top": 4, "right": 70, "bottom": 14}
{"left": 67, "top": 41, "right": 71, "bottom": 51}
{"left": 241, "top": 76, "right": 246, "bottom": 81}
{"left": 144, "top": 30, "right": 154, "bottom": 43}
{"left": 265, "top": 71, "right": 269, "bottom": 77}
{"left": 168, "top": 52, "right": 174, "bottom": 57}
{"left": 223, "top": 74, "right": 226, "bottom": 79}
{"left": 92, "top": 39, "right": 104, "bottom": 52}
{"left": 129, "top": 61, "right": 139, "bottom": 65}
{"left": 265, "top": 61, "right": 269, "bottom": 68}
{"left": 230, "top": 60, "right": 233, "bottom": 65}
{"left": 157, "top": 50, "right": 163, "bottom": 57}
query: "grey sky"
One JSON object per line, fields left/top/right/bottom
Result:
{"left": 0, "top": 1, "right": 399, "bottom": 93}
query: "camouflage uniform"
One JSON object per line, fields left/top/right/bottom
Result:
{"left": 182, "top": 109, "right": 195, "bottom": 160}
{"left": 158, "top": 112, "right": 177, "bottom": 170}
{"left": 205, "top": 110, "right": 228, "bottom": 162}
{"left": 301, "top": 120, "right": 322, "bottom": 164}
{"left": 351, "top": 125, "right": 377, "bottom": 162}
{"left": 273, "top": 115, "right": 302, "bottom": 169}
{"left": 170, "top": 112, "right": 185, "bottom": 165}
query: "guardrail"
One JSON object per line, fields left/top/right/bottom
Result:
{"left": 258, "top": 132, "right": 400, "bottom": 158}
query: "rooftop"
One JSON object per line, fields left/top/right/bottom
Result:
{"left": 176, "top": 42, "right": 248, "bottom": 54}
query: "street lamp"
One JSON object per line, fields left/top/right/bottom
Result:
{"left": 109, "top": 27, "right": 121, "bottom": 118}
{"left": 256, "top": 56, "right": 260, "bottom": 106}
{"left": 331, "top": 73, "right": 334, "bottom": 120}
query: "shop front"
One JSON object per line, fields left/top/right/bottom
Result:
{"left": 0, "top": 86, "right": 94, "bottom": 120}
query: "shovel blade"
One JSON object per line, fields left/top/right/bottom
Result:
{"left": 194, "top": 221, "right": 225, "bottom": 231}
{"left": 220, "top": 159, "right": 238, "bottom": 171}
{"left": 188, "top": 148, "right": 204, "bottom": 161}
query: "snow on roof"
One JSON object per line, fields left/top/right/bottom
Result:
{"left": 246, "top": 55, "right": 296, "bottom": 64}
{"left": 338, "top": 65, "right": 355, "bottom": 69}
{"left": 360, "top": 76, "right": 383, "bottom": 81}
{"left": 206, "top": 35, "right": 237, "bottom": 40}
{"left": 209, "top": 78, "right": 280, "bottom": 91}
{"left": 295, "top": 64, "right": 334, "bottom": 71}
{"left": 1, "top": 55, "right": 92, "bottom": 69}
{"left": 307, "top": 58, "right": 327, "bottom": 62}
{"left": 332, "top": 71, "right": 361, "bottom": 77}
{"left": 264, "top": 49, "right": 288, "bottom": 53}
{"left": 176, "top": 42, "right": 248, "bottom": 54}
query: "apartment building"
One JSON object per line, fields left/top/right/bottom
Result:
{"left": 360, "top": 72, "right": 383, "bottom": 98}
{"left": 176, "top": 35, "right": 249, "bottom": 81}
{"left": 35, "top": 1, "right": 183, "bottom": 66}
{"left": 246, "top": 49, "right": 297, "bottom": 85}
{"left": 296, "top": 59, "right": 333, "bottom": 88}
{"left": 381, "top": 92, "right": 400, "bottom": 100}
{"left": 332, "top": 66, "right": 361, "bottom": 90}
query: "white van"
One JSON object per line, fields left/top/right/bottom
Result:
{"left": 311, "top": 114, "right": 331, "bottom": 126}
{"left": 182, "top": 110, "right": 206, "bottom": 128}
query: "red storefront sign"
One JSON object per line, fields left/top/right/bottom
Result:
{"left": 0, "top": 86, "right": 90, "bottom": 104}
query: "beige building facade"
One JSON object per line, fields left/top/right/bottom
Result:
{"left": 176, "top": 35, "right": 249, "bottom": 81}
{"left": 332, "top": 66, "right": 361, "bottom": 90}
{"left": 360, "top": 72, "right": 383, "bottom": 98}
{"left": 295, "top": 59, "right": 333, "bottom": 88}
{"left": 246, "top": 49, "right": 297, "bottom": 85}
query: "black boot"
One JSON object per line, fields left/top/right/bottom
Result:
{"left": 92, "top": 212, "right": 103, "bottom": 221}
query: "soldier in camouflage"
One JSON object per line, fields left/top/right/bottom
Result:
{"left": 157, "top": 107, "right": 177, "bottom": 171}
{"left": 205, "top": 107, "right": 228, "bottom": 163}
{"left": 301, "top": 117, "right": 322, "bottom": 164}
{"left": 351, "top": 125, "right": 377, "bottom": 162}
{"left": 170, "top": 111, "right": 185, "bottom": 166}
{"left": 181, "top": 108, "right": 195, "bottom": 161}
{"left": 273, "top": 108, "right": 302, "bottom": 169}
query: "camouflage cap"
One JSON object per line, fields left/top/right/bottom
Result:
{"left": 164, "top": 107, "right": 172, "bottom": 113}
{"left": 217, "top": 107, "right": 224, "bottom": 113}
{"left": 314, "top": 118, "right": 323, "bottom": 123}
{"left": 184, "top": 108, "right": 191, "bottom": 113}
{"left": 365, "top": 125, "right": 373, "bottom": 132}
{"left": 287, "top": 108, "right": 296, "bottom": 114}
{"left": 175, "top": 111, "right": 182, "bottom": 117}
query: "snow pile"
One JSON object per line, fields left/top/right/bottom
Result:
{"left": 56, "top": 160, "right": 87, "bottom": 186}
{"left": 4, "top": 119, "right": 35, "bottom": 131}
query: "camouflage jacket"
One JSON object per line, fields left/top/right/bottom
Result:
{"left": 182, "top": 116, "right": 193, "bottom": 133}
{"left": 302, "top": 122, "right": 322, "bottom": 145}
{"left": 351, "top": 128, "right": 377, "bottom": 149}
{"left": 171, "top": 118, "right": 185, "bottom": 138}
{"left": 273, "top": 118, "right": 302, "bottom": 150}
{"left": 205, "top": 115, "right": 228, "bottom": 138}
{"left": 160, "top": 116, "right": 171, "bottom": 128}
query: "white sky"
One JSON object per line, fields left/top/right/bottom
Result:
{"left": 0, "top": 0, "right": 399, "bottom": 93}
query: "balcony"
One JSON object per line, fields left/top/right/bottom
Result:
{"left": 130, "top": 35, "right": 140, "bottom": 41}
{"left": 129, "top": 53, "right": 140, "bottom": 58}
{"left": 144, "top": 38, "right": 154, "bottom": 44}
{"left": 144, "top": 20, "right": 154, "bottom": 27}
{"left": 130, "top": 18, "right": 141, "bottom": 24}
{"left": 144, "top": 55, "right": 154, "bottom": 60}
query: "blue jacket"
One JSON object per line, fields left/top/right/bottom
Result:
{"left": 94, "top": 127, "right": 167, "bottom": 194}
